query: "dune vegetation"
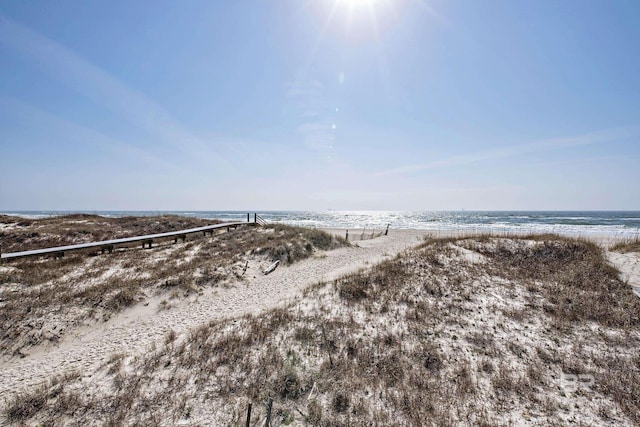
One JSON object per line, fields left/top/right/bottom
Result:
{"left": 0, "top": 215, "right": 348, "bottom": 360}
{"left": 4, "top": 234, "right": 639, "bottom": 426}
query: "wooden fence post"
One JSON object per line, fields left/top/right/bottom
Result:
{"left": 265, "top": 398, "right": 273, "bottom": 427}
{"left": 245, "top": 402, "right": 252, "bottom": 427}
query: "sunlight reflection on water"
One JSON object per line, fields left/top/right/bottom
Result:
{"left": 2, "top": 210, "right": 640, "bottom": 238}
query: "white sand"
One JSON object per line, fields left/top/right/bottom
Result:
{"left": 0, "top": 229, "right": 426, "bottom": 400}
{"left": 607, "top": 250, "right": 640, "bottom": 297}
{"left": 2, "top": 228, "right": 638, "bottom": 408}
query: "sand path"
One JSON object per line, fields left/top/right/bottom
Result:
{"left": 0, "top": 230, "right": 426, "bottom": 401}
{"left": 607, "top": 250, "right": 640, "bottom": 297}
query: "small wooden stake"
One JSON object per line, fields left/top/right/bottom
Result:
{"left": 265, "top": 398, "right": 273, "bottom": 427}
{"left": 245, "top": 402, "right": 252, "bottom": 427}
{"left": 241, "top": 261, "right": 249, "bottom": 276}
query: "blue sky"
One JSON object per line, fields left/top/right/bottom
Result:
{"left": 1, "top": 0, "right": 639, "bottom": 211}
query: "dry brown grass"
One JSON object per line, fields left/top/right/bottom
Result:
{"left": 0, "top": 216, "right": 348, "bottom": 358}
{"left": 4, "top": 371, "right": 81, "bottom": 424}
{"left": 610, "top": 238, "right": 640, "bottom": 253}
{"left": 0, "top": 214, "right": 218, "bottom": 253}
{"left": 4, "top": 235, "right": 640, "bottom": 426}
{"left": 461, "top": 236, "right": 639, "bottom": 327}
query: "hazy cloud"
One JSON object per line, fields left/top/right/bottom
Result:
{"left": 376, "top": 127, "right": 640, "bottom": 176}
{"left": 0, "top": 13, "right": 226, "bottom": 167}
{"left": 0, "top": 96, "right": 183, "bottom": 173}
{"left": 285, "top": 75, "right": 336, "bottom": 150}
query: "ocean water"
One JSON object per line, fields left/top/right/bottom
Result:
{"left": 2, "top": 211, "right": 640, "bottom": 238}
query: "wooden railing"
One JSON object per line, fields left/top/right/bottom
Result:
{"left": 254, "top": 213, "right": 268, "bottom": 226}
{"left": 1, "top": 214, "right": 262, "bottom": 261}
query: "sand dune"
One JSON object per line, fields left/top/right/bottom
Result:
{"left": 0, "top": 229, "right": 426, "bottom": 400}
{"left": 607, "top": 250, "right": 640, "bottom": 297}
{"left": 3, "top": 231, "right": 640, "bottom": 426}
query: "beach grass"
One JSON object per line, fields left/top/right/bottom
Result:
{"left": 610, "top": 238, "right": 640, "bottom": 253}
{"left": 0, "top": 216, "right": 348, "bottom": 359}
{"left": 5, "top": 234, "right": 639, "bottom": 425}
{"left": 0, "top": 214, "right": 218, "bottom": 253}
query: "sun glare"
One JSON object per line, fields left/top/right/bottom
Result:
{"left": 336, "top": 0, "right": 382, "bottom": 16}
{"left": 326, "top": 0, "right": 396, "bottom": 42}
{"left": 304, "top": 0, "right": 404, "bottom": 66}
{"left": 338, "top": 0, "right": 376, "bottom": 7}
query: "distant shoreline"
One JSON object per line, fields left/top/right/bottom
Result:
{"left": 3, "top": 210, "right": 639, "bottom": 240}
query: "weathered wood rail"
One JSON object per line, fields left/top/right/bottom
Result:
{"left": 1, "top": 213, "right": 266, "bottom": 261}
{"left": 255, "top": 213, "right": 268, "bottom": 226}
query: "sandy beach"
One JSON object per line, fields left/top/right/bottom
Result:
{"left": 0, "top": 228, "right": 426, "bottom": 400}
{"left": 607, "top": 250, "right": 640, "bottom": 297}
{"left": 1, "top": 220, "right": 640, "bottom": 425}
{"left": 3, "top": 0, "right": 639, "bottom": 422}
